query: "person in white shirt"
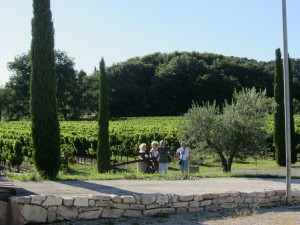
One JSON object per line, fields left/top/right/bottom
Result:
{"left": 149, "top": 141, "right": 159, "bottom": 172}
{"left": 176, "top": 141, "right": 190, "bottom": 174}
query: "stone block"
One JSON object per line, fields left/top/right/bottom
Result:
{"left": 203, "top": 193, "right": 219, "bottom": 199}
{"left": 156, "top": 195, "right": 169, "bottom": 204}
{"left": 57, "top": 206, "right": 78, "bottom": 220}
{"left": 47, "top": 211, "right": 56, "bottom": 222}
{"left": 226, "top": 197, "right": 235, "bottom": 203}
{"left": 30, "top": 195, "right": 44, "bottom": 205}
{"left": 292, "top": 190, "right": 300, "bottom": 197}
{"left": 21, "top": 204, "right": 47, "bottom": 223}
{"left": 179, "top": 195, "right": 194, "bottom": 202}
{"left": 74, "top": 197, "right": 89, "bottom": 207}
{"left": 256, "top": 192, "right": 266, "bottom": 198}
{"left": 78, "top": 210, "right": 102, "bottom": 220}
{"left": 212, "top": 197, "right": 227, "bottom": 205}
{"left": 276, "top": 190, "right": 286, "bottom": 196}
{"left": 200, "top": 200, "right": 212, "bottom": 206}
{"left": 101, "top": 208, "right": 124, "bottom": 218}
{"left": 194, "top": 195, "right": 204, "bottom": 202}
{"left": 114, "top": 203, "right": 130, "bottom": 209}
{"left": 244, "top": 198, "right": 253, "bottom": 204}
{"left": 12, "top": 196, "right": 31, "bottom": 204}
{"left": 62, "top": 196, "right": 73, "bottom": 206}
{"left": 253, "top": 198, "right": 266, "bottom": 203}
{"left": 241, "top": 192, "right": 256, "bottom": 198}
{"left": 168, "top": 195, "right": 178, "bottom": 203}
{"left": 130, "top": 204, "right": 145, "bottom": 210}
{"left": 234, "top": 197, "right": 244, "bottom": 204}
{"left": 111, "top": 195, "right": 122, "bottom": 204}
{"left": 173, "top": 202, "right": 189, "bottom": 208}
{"left": 89, "top": 200, "right": 96, "bottom": 207}
{"left": 47, "top": 206, "right": 57, "bottom": 212}
{"left": 219, "top": 192, "right": 230, "bottom": 197}
{"left": 229, "top": 192, "right": 240, "bottom": 197}
{"left": 123, "top": 210, "right": 142, "bottom": 217}
{"left": 96, "top": 200, "right": 113, "bottom": 207}
{"left": 141, "top": 195, "right": 156, "bottom": 205}
{"left": 270, "top": 195, "right": 280, "bottom": 202}
{"left": 189, "top": 201, "right": 200, "bottom": 208}
{"left": 42, "top": 196, "right": 62, "bottom": 206}
{"left": 143, "top": 208, "right": 161, "bottom": 216}
{"left": 266, "top": 190, "right": 276, "bottom": 197}
{"left": 121, "top": 195, "right": 136, "bottom": 204}
{"left": 90, "top": 195, "right": 112, "bottom": 201}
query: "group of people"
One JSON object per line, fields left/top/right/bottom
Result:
{"left": 138, "top": 140, "right": 190, "bottom": 175}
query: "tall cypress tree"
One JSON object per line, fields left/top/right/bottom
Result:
{"left": 30, "top": 0, "right": 60, "bottom": 179}
{"left": 289, "top": 57, "right": 297, "bottom": 164}
{"left": 97, "top": 58, "right": 110, "bottom": 172}
{"left": 274, "top": 48, "right": 286, "bottom": 166}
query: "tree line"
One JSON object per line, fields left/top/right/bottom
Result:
{"left": 1, "top": 51, "right": 300, "bottom": 121}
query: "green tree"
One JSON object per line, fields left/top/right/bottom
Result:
{"left": 97, "top": 58, "right": 110, "bottom": 172}
{"left": 273, "top": 49, "right": 297, "bottom": 165}
{"left": 30, "top": 0, "right": 60, "bottom": 179}
{"left": 179, "top": 88, "right": 272, "bottom": 173}
{"left": 289, "top": 57, "right": 297, "bottom": 164}
{"left": 7, "top": 53, "right": 31, "bottom": 119}
{"left": 274, "top": 48, "right": 286, "bottom": 166}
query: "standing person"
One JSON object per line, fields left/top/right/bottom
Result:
{"left": 176, "top": 141, "right": 191, "bottom": 174}
{"left": 158, "top": 140, "right": 170, "bottom": 175}
{"left": 150, "top": 141, "right": 159, "bottom": 172}
{"left": 137, "top": 143, "right": 149, "bottom": 173}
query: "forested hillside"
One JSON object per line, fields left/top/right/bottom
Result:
{"left": 1, "top": 51, "right": 300, "bottom": 120}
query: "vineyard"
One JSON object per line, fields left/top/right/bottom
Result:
{"left": 1, "top": 115, "right": 300, "bottom": 171}
{"left": 0, "top": 117, "right": 182, "bottom": 170}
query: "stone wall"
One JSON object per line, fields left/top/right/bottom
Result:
{"left": 6, "top": 190, "right": 300, "bottom": 224}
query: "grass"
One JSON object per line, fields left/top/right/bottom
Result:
{"left": 4, "top": 157, "right": 300, "bottom": 181}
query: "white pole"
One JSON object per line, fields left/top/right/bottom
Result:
{"left": 282, "top": 0, "right": 291, "bottom": 205}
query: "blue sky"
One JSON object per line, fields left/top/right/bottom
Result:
{"left": 0, "top": 0, "right": 299, "bottom": 85}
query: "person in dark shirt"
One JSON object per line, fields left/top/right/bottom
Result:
{"left": 158, "top": 140, "right": 170, "bottom": 174}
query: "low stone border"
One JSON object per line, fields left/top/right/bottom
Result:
{"left": 3, "top": 190, "right": 300, "bottom": 224}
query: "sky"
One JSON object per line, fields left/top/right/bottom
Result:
{"left": 0, "top": 0, "right": 299, "bottom": 85}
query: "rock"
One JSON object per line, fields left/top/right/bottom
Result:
{"left": 78, "top": 210, "right": 102, "bottom": 220}
{"left": 42, "top": 196, "right": 62, "bottom": 206}
{"left": 123, "top": 210, "right": 142, "bottom": 217}
{"left": 74, "top": 197, "right": 88, "bottom": 207}
{"left": 47, "top": 211, "right": 56, "bottom": 222}
{"left": 173, "top": 202, "right": 189, "bottom": 208}
{"left": 143, "top": 208, "right": 161, "bottom": 216}
{"left": 57, "top": 206, "right": 78, "bottom": 220}
{"left": 178, "top": 195, "right": 194, "bottom": 202}
{"left": 30, "top": 195, "right": 44, "bottom": 205}
{"left": 121, "top": 195, "right": 136, "bottom": 204}
{"left": 62, "top": 196, "right": 74, "bottom": 206}
{"left": 101, "top": 208, "right": 124, "bottom": 218}
{"left": 156, "top": 195, "right": 169, "bottom": 204}
{"left": 114, "top": 203, "right": 130, "bottom": 209}
{"left": 200, "top": 200, "right": 212, "bottom": 206}
{"left": 20, "top": 204, "right": 47, "bottom": 223}
{"left": 141, "top": 195, "right": 156, "bottom": 205}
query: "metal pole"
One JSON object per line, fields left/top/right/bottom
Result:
{"left": 282, "top": 0, "right": 292, "bottom": 205}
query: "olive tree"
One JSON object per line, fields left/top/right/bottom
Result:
{"left": 179, "top": 88, "right": 273, "bottom": 172}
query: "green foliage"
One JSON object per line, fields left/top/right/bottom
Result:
{"left": 274, "top": 49, "right": 297, "bottom": 166}
{"left": 97, "top": 58, "right": 110, "bottom": 172}
{"left": 30, "top": 0, "right": 60, "bottom": 179}
{"left": 179, "top": 88, "right": 273, "bottom": 172}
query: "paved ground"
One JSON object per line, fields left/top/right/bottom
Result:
{"left": 15, "top": 177, "right": 300, "bottom": 197}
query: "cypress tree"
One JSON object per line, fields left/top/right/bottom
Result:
{"left": 30, "top": 0, "right": 60, "bottom": 179}
{"left": 97, "top": 58, "right": 110, "bottom": 172}
{"left": 289, "top": 57, "right": 297, "bottom": 164}
{"left": 274, "top": 48, "right": 286, "bottom": 166}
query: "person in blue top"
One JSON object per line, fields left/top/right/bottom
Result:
{"left": 176, "top": 141, "right": 191, "bottom": 174}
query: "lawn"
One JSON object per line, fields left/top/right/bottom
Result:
{"left": 6, "top": 157, "right": 300, "bottom": 181}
